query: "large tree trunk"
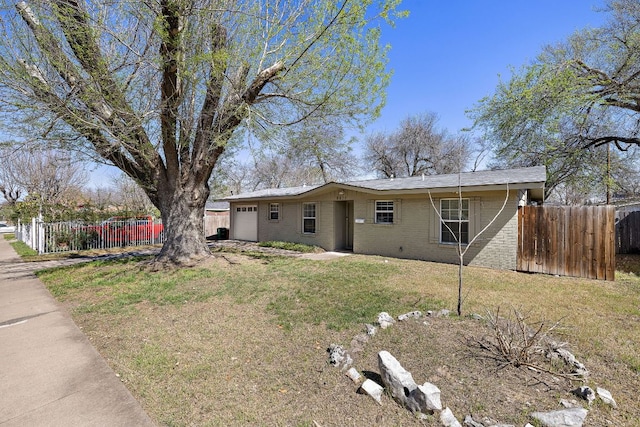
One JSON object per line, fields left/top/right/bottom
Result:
{"left": 154, "top": 180, "right": 211, "bottom": 266}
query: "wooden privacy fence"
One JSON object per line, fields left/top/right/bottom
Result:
{"left": 616, "top": 210, "right": 640, "bottom": 254}
{"left": 517, "top": 206, "right": 615, "bottom": 281}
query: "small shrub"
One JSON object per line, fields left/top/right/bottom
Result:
{"left": 470, "top": 307, "right": 581, "bottom": 380}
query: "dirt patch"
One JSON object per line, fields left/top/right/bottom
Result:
{"left": 83, "top": 307, "right": 626, "bottom": 426}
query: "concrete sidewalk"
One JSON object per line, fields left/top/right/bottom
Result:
{"left": 0, "top": 237, "right": 155, "bottom": 427}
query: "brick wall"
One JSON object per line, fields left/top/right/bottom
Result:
{"left": 234, "top": 188, "right": 520, "bottom": 270}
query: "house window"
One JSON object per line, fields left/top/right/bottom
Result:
{"left": 440, "top": 199, "right": 469, "bottom": 244}
{"left": 303, "top": 203, "right": 316, "bottom": 234}
{"left": 269, "top": 203, "right": 279, "bottom": 220}
{"left": 375, "top": 200, "right": 394, "bottom": 224}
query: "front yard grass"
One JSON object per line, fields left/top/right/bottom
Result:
{"left": 36, "top": 252, "right": 640, "bottom": 426}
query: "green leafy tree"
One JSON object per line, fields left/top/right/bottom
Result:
{"left": 470, "top": 0, "right": 640, "bottom": 201}
{"left": 0, "top": 0, "right": 403, "bottom": 265}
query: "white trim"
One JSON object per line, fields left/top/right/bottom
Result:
{"left": 374, "top": 200, "right": 394, "bottom": 224}
{"left": 302, "top": 202, "right": 316, "bottom": 234}
{"left": 269, "top": 203, "right": 280, "bottom": 221}
{"left": 439, "top": 198, "right": 469, "bottom": 244}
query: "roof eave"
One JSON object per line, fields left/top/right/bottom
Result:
{"left": 224, "top": 181, "right": 546, "bottom": 202}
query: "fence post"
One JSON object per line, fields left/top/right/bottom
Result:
{"left": 30, "top": 217, "right": 37, "bottom": 251}
{"left": 37, "top": 217, "right": 45, "bottom": 254}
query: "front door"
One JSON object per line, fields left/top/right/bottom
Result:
{"left": 334, "top": 201, "right": 353, "bottom": 251}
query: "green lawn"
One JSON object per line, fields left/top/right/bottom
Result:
{"left": 36, "top": 251, "right": 640, "bottom": 426}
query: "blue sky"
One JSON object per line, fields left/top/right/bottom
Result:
{"left": 365, "top": 0, "right": 607, "bottom": 137}
{"left": 93, "top": 1, "right": 609, "bottom": 186}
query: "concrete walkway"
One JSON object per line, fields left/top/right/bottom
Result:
{"left": 0, "top": 237, "right": 155, "bottom": 427}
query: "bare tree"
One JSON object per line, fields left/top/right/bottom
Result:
{"left": 0, "top": 148, "right": 23, "bottom": 204}
{"left": 109, "top": 174, "right": 157, "bottom": 215}
{"left": 364, "top": 112, "right": 471, "bottom": 178}
{"left": 211, "top": 120, "right": 360, "bottom": 196}
{"left": 1, "top": 148, "right": 87, "bottom": 219}
{"left": 284, "top": 120, "right": 360, "bottom": 183}
{"left": 18, "top": 150, "right": 87, "bottom": 206}
{"left": 428, "top": 179, "right": 510, "bottom": 316}
{"left": 0, "top": 0, "right": 403, "bottom": 265}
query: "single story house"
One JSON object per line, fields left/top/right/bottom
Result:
{"left": 221, "top": 166, "right": 546, "bottom": 270}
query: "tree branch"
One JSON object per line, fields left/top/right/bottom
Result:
{"left": 585, "top": 135, "right": 640, "bottom": 148}
{"left": 159, "top": 0, "right": 183, "bottom": 185}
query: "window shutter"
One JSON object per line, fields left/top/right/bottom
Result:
{"left": 429, "top": 198, "right": 440, "bottom": 243}
{"left": 394, "top": 199, "right": 402, "bottom": 224}
{"left": 471, "top": 197, "right": 481, "bottom": 240}
{"left": 367, "top": 200, "right": 374, "bottom": 223}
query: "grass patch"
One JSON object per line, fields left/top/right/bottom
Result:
{"left": 38, "top": 257, "right": 216, "bottom": 313}
{"left": 257, "top": 240, "right": 321, "bottom": 253}
{"left": 39, "top": 254, "right": 439, "bottom": 330}
{"left": 10, "top": 240, "right": 38, "bottom": 257}
{"left": 263, "top": 258, "right": 439, "bottom": 330}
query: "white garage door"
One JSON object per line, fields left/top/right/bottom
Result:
{"left": 233, "top": 205, "right": 258, "bottom": 241}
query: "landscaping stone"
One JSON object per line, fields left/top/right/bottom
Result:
{"left": 463, "top": 415, "right": 484, "bottom": 427}
{"left": 596, "top": 387, "right": 617, "bottom": 408}
{"left": 378, "top": 350, "right": 441, "bottom": 414}
{"left": 413, "top": 382, "right": 442, "bottom": 411}
{"left": 365, "top": 323, "right": 377, "bottom": 336}
{"left": 440, "top": 407, "right": 462, "bottom": 427}
{"left": 560, "top": 399, "right": 580, "bottom": 408}
{"left": 378, "top": 350, "right": 416, "bottom": 399}
{"left": 327, "top": 344, "right": 352, "bottom": 369}
{"left": 345, "top": 367, "right": 362, "bottom": 383}
{"left": 360, "top": 379, "right": 384, "bottom": 404}
{"left": 463, "top": 416, "right": 516, "bottom": 427}
{"left": 572, "top": 386, "right": 595, "bottom": 405}
{"left": 377, "top": 312, "right": 395, "bottom": 329}
{"left": 550, "top": 346, "right": 589, "bottom": 378}
{"left": 398, "top": 310, "right": 422, "bottom": 321}
{"left": 350, "top": 333, "right": 370, "bottom": 355}
{"left": 530, "top": 407, "right": 588, "bottom": 427}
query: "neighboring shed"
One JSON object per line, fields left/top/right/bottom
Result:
{"left": 222, "top": 166, "right": 546, "bottom": 270}
{"left": 615, "top": 201, "right": 640, "bottom": 254}
{"left": 204, "top": 201, "right": 230, "bottom": 238}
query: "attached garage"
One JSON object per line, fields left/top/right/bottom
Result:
{"left": 232, "top": 205, "right": 258, "bottom": 241}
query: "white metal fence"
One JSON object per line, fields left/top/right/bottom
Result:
{"left": 16, "top": 215, "right": 231, "bottom": 255}
{"left": 16, "top": 217, "right": 166, "bottom": 254}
